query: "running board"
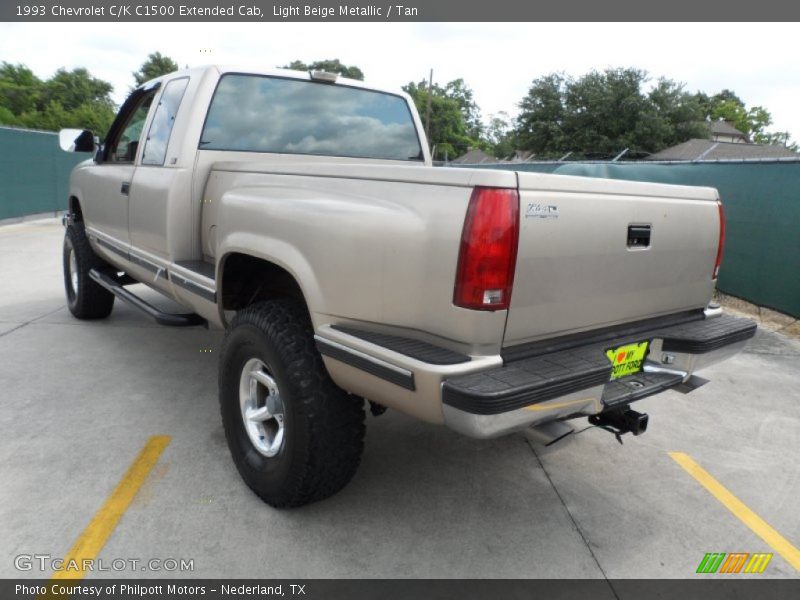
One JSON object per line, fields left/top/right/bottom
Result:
{"left": 89, "top": 269, "right": 206, "bottom": 327}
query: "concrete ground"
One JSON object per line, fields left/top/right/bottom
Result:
{"left": 1, "top": 218, "right": 798, "bottom": 580}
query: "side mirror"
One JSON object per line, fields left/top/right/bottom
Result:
{"left": 58, "top": 128, "right": 96, "bottom": 153}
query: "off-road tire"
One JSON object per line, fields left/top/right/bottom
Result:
{"left": 63, "top": 222, "right": 115, "bottom": 319}
{"left": 219, "top": 299, "right": 366, "bottom": 507}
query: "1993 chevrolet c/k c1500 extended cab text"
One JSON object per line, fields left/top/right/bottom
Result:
{"left": 58, "top": 65, "right": 756, "bottom": 507}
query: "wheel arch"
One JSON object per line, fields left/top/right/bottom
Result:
{"left": 68, "top": 196, "right": 83, "bottom": 222}
{"left": 217, "top": 252, "right": 311, "bottom": 326}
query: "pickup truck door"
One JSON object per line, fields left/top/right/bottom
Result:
{"left": 128, "top": 77, "right": 190, "bottom": 260}
{"left": 82, "top": 87, "right": 157, "bottom": 247}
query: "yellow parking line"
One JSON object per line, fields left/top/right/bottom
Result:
{"left": 670, "top": 451, "right": 800, "bottom": 571}
{"left": 50, "top": 435, "right": 171, "bottom": 580}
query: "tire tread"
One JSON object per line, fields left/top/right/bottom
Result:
{"left": 220, "top": 299, "right": 365, "bottom": 507}
{"left": 64, "top": 222, "right": 115, "bottom": 319}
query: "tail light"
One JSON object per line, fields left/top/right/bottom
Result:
{"left": 454, "top": 187, "right": 520, "bottom": 310}
{"left": 713, "top": 199, "right": 726, "bottom": 279}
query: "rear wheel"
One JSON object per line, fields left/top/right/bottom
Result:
{"left": 63, "top": 223, "right": 115, "bottom": 319}
{"left": 219, "top": 299, "right": 365, "bottom": 507}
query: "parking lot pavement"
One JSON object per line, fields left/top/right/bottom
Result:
{"left": 1, "top": 218, "right": 798, "bottom": 580}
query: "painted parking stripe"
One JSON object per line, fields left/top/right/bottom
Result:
{"left": 670, "top": 451, "right": 800, "bottom": 571}
{"left": 50, "top": 435, "right": 171, "bottom": 580}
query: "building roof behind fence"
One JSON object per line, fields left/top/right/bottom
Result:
{"left": 646, "top": 139, "right": 798, "bottom": 161}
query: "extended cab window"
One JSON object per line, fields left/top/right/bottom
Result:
{"left": 142, "top": 77, "right": 189, "bottom": 165}
{"left": 200, "top": 74, "right": 423, "bottom": 161}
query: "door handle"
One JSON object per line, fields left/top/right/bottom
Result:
{"left": 121, "top": 181, "right": 130, "bottom": 196}
{"left": 627, "top": 224, "right": 651, "bottom": 248}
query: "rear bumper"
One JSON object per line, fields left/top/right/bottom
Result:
{"left": 441, "top": 313, "right": 756, "bottom": 438}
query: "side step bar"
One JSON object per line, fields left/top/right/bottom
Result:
{"left": 89, "top": 269, "right": 206, "bottom": 327}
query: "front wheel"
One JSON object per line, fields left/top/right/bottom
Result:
{"left": 219, "top": 299, "right": 365, "bottom": 507}
{"left": 63, "top": 223, "right": 115, "bottom": 319}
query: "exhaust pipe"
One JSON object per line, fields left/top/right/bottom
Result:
{"left": 589, "top": 408, "right": 649, "bottom": 437}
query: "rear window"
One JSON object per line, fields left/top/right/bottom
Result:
{"left": 200, "top": 74, "right": 423, "bottom": 161}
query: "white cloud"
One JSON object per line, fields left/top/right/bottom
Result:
{"left": 1, "top": 22, "right": 799, "bottom": 140}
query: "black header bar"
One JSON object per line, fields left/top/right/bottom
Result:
{"left": 3, "top": 0, "right": 800, "bottom": 22}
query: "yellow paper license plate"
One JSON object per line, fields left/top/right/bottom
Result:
{"left": 606, "top": 341, "right": 650, "bottom": 380}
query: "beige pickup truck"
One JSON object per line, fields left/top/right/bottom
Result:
{"left": 59, "top": 65, "right": 756, "bottom": 507}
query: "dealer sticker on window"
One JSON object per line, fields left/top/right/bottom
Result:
{"left": 605, "top": 341, "right": 650, "bottom": 380}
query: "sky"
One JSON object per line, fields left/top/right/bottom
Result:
{"left": 2, "top": 22, "right": 799, "bottom": 141}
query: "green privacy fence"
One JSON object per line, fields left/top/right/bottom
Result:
{"left": 3, "top": 125, "right": 798, "bottom": 317}
{"left": 473, "top": 160, "right": 800, "bottom": 318}
{"left": 0, "top": 127, "right": 86, "bottom": 221}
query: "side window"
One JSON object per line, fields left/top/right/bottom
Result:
{"left": 142, "top": 78, "right": 189, "bottom": 166}
{"left": 109, "top": 93, "right": 155, "bottom": 163}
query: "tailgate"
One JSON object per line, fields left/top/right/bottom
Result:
{"left": 504, "top": 172, "right": 721, "bottom": 348}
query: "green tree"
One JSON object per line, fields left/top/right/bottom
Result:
{"left": 443, "top": 78, "right": 483, "bottom": 139}
{"left": 694, "top": 89, "right": 742, "bottom": 118}
{"left": 17, "top": 100, "right": 115, "bottom": 134}
{"left": 38, "top": 68, "right": 116, "bottom": 134}
{"left": 514, "top": 68, "right": 708, "bottom": 158}
{"left": 0, "top": 62, "right": 41, "bottom": 115}
{"left": 646, "top": 78, "right": 709, "bottom": 148}
{"left": 133, "top": 52, "right": 179, "bottom": 86}
{"left": 20, "top": 100, "right": 70, "bottom": 131}
{"left": 485, "top": 112, "right": 515, "bottom": 159}
{"left": 0, "top": 105, "right": 20, "bottom": 126}
{"left": 281, "top": 59, "right": 364, "bottom": 81}
{"left": 40, "top": 67, "right": 114, "bottom": 112}
{"left": 759, "top": 131, "right": 796, "bottom": 151}
{"left": 0, "top": 62, "right": 116, "bottom": 134}
{"left": 68, "top": 101, "right": 116, "bottom": 134}
{"left": 695, "top": 89, "right": 795, "bottom": 149}
{"left": 402, "top": 78, "right": 485, "bottom": 160}
{"left": 514, "top": 73, "right": 567, "bottom": 156}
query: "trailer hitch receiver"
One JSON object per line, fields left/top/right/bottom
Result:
{"left": 589, "top": 408, "right": 649, "bottom": 444}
